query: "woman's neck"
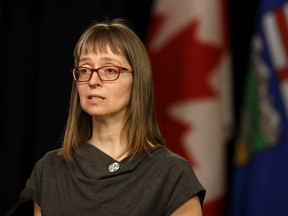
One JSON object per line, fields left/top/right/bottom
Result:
{"left": 88, "top": 118, "right": 128, "bottom": 161}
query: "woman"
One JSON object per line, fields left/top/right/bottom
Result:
{"left": 27, "top": 18, "right": 205, "bottom": 216}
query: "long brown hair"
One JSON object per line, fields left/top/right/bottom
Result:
{"left": 61, "top": 18, "right": 165, "bottom": 161}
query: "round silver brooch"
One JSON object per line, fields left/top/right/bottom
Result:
{"left": 108, "top": 162, "right": 120, "bottom": 173}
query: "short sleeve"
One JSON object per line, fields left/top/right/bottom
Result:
{"left": 25, "top": 157, "right": 45, "bottom": 206}
{"left": 25, "top": 150, "right": 60, "bottom": 207}
{"left": 164, "top": 158, "right": 206, "bottom": 215}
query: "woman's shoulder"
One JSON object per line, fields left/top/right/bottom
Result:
{"left": 40, "top": 148, "right": 62, "bottom": 159}
{"left": 35, "top": 148, "right": 64, "bottom": 168}
{"left": 150, "top": 146, "right": 193, "bottom": 170}
{"left": 152, "top": 146, "right": 189, "bottom": 160}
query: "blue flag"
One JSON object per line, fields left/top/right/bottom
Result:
{"left": 230, "top": 0, "right": 288, "bottom": 215}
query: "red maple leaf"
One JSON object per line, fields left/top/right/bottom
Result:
{"left": 146, "top": 15, "right": 224, "bottom": 165}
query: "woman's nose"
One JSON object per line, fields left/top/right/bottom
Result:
{"left": 88, "top": 72, "right": 102, "bottom": 86}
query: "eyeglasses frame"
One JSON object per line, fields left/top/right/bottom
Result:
{"left": 71, "top": 65, "right": 133, "bottom": 82}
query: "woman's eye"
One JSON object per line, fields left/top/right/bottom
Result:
{"left": 105, "top": 67, "right": 118, "bottom": 74}
{"left": 79, "top": 68, "right": 90, "bottom": 74}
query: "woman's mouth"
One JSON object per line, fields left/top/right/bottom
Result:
{"left": 87, "top": 94, "right": 105, "bottom": 101}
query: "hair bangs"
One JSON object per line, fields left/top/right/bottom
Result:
{"left": 74, "top": 28, "right": 126, "bottom": 65}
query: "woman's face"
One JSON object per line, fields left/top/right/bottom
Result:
{"left": 76, "top": 46, "right": 133, "bottom": 122}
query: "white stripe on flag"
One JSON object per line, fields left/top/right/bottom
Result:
{"left": 263, "top": 11, "right": 287, "bottom": 69}
{"left": 263, "top": 5, "right": 288, "bottom": 116}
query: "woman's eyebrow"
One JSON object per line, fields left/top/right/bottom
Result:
{"left": 100, "top": 57, "right": 122, "bottom": 64}
{"left": 79, "top": 57, "right": 91, "bottom": 63}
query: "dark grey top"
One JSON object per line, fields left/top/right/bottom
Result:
{"left": 26, "top": 143, "right": 205, "bottom": 216}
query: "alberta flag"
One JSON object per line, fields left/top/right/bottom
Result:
{"left": 146, "top": 0, "right": 233, "bottom": 215}
{"left": 231, "top": 0, "right": 288, "bottom": 215}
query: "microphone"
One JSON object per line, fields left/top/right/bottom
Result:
{"left": 5, "top": 187, "right": 34, "bottom": 216}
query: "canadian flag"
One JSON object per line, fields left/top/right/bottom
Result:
{"left": 146, "top": 0, "right": 233, "bottom": 215}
